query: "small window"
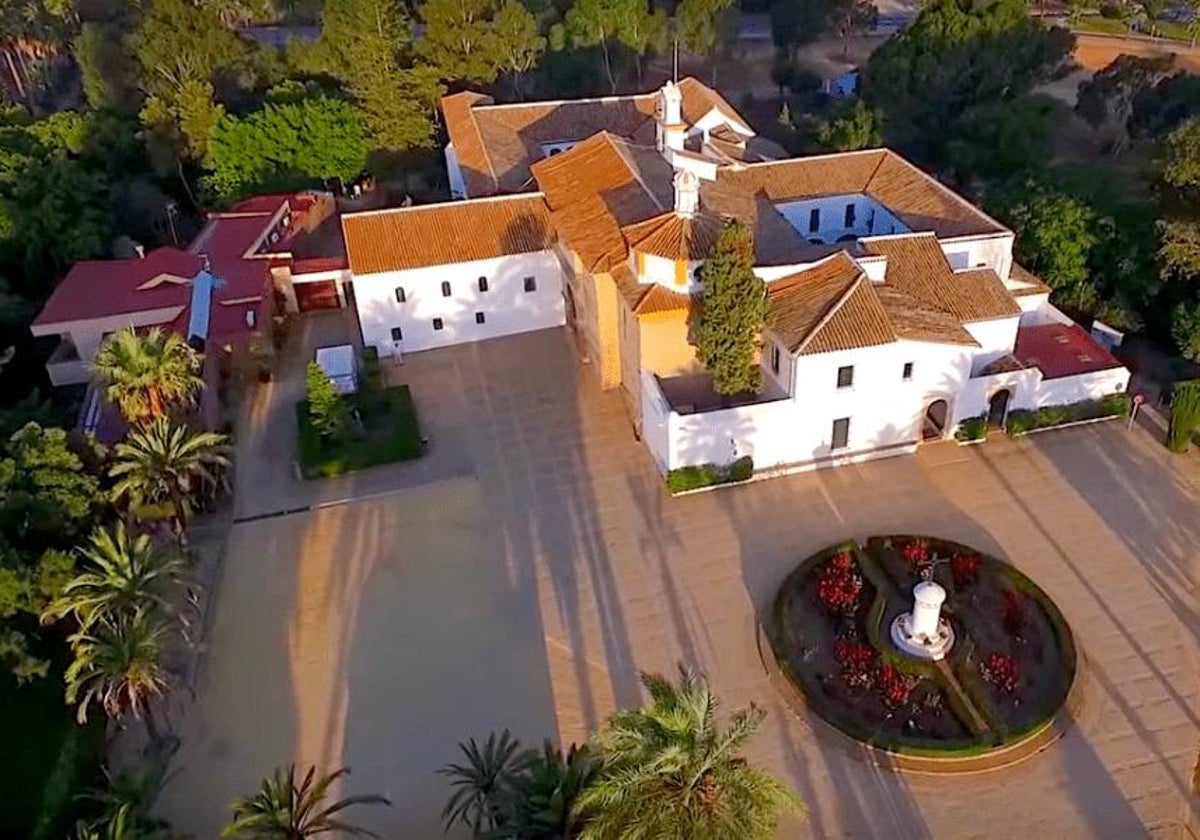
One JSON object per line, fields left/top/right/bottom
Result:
{"left": 832, "top": 417, "right": 850, "bottom": 450}
{"left": 844, "top": 203, "right": 856, "bottom": 228}
{"left": 475, "top": 312, "right": 486, "bottom": 324}
{"left": 395, "top": 287, "right": 406, "bottom": 303}
{"left": 432, "top": 318, "right": 444, "bottom": 331}
{"left": 441, "top": 281, "right": 451, "bottom": 297}
{"left": 478, "top": 276, "right": 489, "bottom": 292}
{"left": 902, "top": 361, "right": 914, "bottom": 381}
{"left": 523, "top": 276, "right": 537, "bottom": 292}
{"left": 771, "top": 344, "right": 781, "bottom": 375}
{"left": 837, "top": 365, "right": 854, "bottom": 389}
{"left": 808, "top": 208, "right": 820, "bottom": 233}
{"left": 390, "top": 327, "right": 403, "bottom": 341}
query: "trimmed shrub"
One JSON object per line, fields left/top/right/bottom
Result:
{"left": 954, "top": 415, "right": 987, "bottom": 442}
{"left": 1168, "top": 380, "right": 1200, "bottom": 453}
{"left": 1005, "top": 393, "right": 1128, "bottom": 436}
{"left": 665, "top": 455, "right": 755, "bottom": 494}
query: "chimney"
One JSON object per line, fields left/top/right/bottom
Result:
{"left": 674, "top": 169, "right": 699, "bottom": 218}
{"left": 657, "top": 81, "right": 686, "bottom": 153}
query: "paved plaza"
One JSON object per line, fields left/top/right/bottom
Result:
{"left": 160, "top": 326, "right": 1200, "bottom": 838}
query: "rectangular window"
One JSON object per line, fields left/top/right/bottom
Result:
{"left": 808, "top": 208, "right": 820, "bottom": 233}
{"left": 475, "top": 312, "right": 485, "bottom": 324}
{"left": 394, "top": 287, "right": 406, "bottom": 303}
{"left": 902, "top": 361, "right": 914, "bottom": 381}
{"left": 837, "top": 365, "right": 854, "bottom": 389}
{"left": 844, "top": 203, "right": 856, "bottom": 228}
{"left": 771, "top": 344, "right": 781, "bottom": 374}
{"left": 390, "top": 327, "right": 403, "bottom": 341}
{"left": 441, "top": 281, "right": 451, "bottom": 297}
{"left": 478, "top": 276, "right": 489, "bottom": 292}
{"left": 432, "top": 318, "right": 444, "bottom": 331}
{"left": 524, "top": 276, "right": 537, "bottom": 292}
{"left": 832, "top": 417, "right": 850, "bottom": 450}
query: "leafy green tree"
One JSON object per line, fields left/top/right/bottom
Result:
{"left": 64, "top": 609, "right": 171, "bottom": 739}
{"left": 1187, "top": 0, "right": 1200, "bottom": 46}
{"left": 42, "top": 524, "right": 186, "bottom": 634}
{"left": 575, "top": 667, "right": 802, "bottom": 839}
{"left": 565, "top": 0, "right": 644, "bottom": 93}
{"left": 944, "top": 95, "right": 1056, "bottom": 183}
{"left": 1158, "top": 218, "right": 1200, "bottom": 278}
{"left": 74, "top": 23, "right": 141, "bottom": 113}
{"left": 695, "top": 220, "right": 766, "bottom": 396}
{"left": 206, "top": 97, "right": 368, "bottom": 201}
{"left": 770, "top": 0, "right": 831, "bottom": 60}
{"left": 1163, "top": 118, "right": 1200, "bottom": 190}
{"left": 320, "top": 0, "right": 439, "bottom": 151}
{"left": 1141, "top": 0, "right": 1166, "bottom": 35}
{"left": 1168, "top": 379, "right": 1200, "bottom": 451}
{"left": 131, "top": 0, "right": 248, "bottom": 98}
{"left": 997, "top": 187, "right": 1097, "bottom": 296}
{"left": 678, "top": 0, "right": 735, "bottom": 82}
{"left": 92, "top": 327, "right": 204, "bottom": 426}
{"left": 493, "top": 0, "right": 545, "bottom": 98}
{"left": 224, "top": 765, "right": 390, "bottom": 838}
{"left": 440, "top": 729, "right": 526, "bottom": 835}
{"left": 305, "top": 361, "right": 347, "bottom": 440}
{"left": 0, "top": 422, "right": 103, "bottom": 548}
{"left": 617, "top": 1, "right": 667, "bottom": 87}
{"left": 502, "top": 741, "right": 598, "bottom": 839}
{"left": 828, "top": 0, "right": 876, "bottom": 56}
{"left": 1, "top": 154, "right": 111, "bottom": 274}
{"left": 418, "top": 0, "right": 502, "bottom": 84}
{"left": 1076, "top": 54, "right": 1172, "bottom": 155}
{"left": 1171, "top": 301, "right": 1200, "bottom": 360}
{"left": 815, "top": 99, "right": 881, "bottom": 151}
{"left": 109, "top": 419, "right": 229, "bottom": 542}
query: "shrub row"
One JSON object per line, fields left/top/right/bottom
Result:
{"left": 1005, "top": 393, "right": 1128, "bottom": 436}
{"left": 954, "top": 415, "right": 988, "bottom": 442}
{"left": 665, "top": 455, "right": 754, "bottom": 494}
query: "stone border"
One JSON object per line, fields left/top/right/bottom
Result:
{"left": 756, "top": 620, "right": 1087, "bottom": 775}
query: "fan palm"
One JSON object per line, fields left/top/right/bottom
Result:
{"left": 223, "top": 765, "right": 390, "bottom": 838}
{"left": 92, "top": 327, "right": 203, "bottom": 426}
{"left": 574, "top": 667, "right": 803, "bottom": 840}
{"left": 110, "top": 418, "right": 229, "bottom": 542}
{"left": 64, "top": 610, "right": 171, "bottom": 740}
{"left": 440, "top": 729, "right": 526, "bottom": 835}
{"left": 42, "top": 523, "right": 187, "bottom": 632}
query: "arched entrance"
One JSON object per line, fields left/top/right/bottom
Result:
{"left": 922, "top": 399, "right": 949, "bottom": 441}
{"left": 988, "top": 389, "right": 1012, "bottom": 429}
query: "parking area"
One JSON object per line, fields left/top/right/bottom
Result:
{"left": 163, "top": 325, "right": 1200, "bottom": 838}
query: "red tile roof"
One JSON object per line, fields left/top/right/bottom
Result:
{"left": 1014, "top": 323, "right": 1123, "bottom": 379}
{"left": 33, "top": 248, "right": 201, "bottom": 326}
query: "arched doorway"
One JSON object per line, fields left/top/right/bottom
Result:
{"left": 923, "top": 399, "right": 949, "bottom": 441}
{"left": 988, "top": 389, "right": 1011, "bottom": 429}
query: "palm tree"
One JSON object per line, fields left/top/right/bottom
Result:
{"left": 223, "top": 765, "right": 390, "bottom": 838}
{"left": 440, "top": 729, "right": 526, "bottom": 835}
{"left": 501, "top": 741, "right": 599, "bottom": 839}
{"left": 42, "top": 524, "right": 187, "bottom": 632}
{"left": 64, "top": 610, "right": 171, "bottom": 741}
{"left": 574, "top": 667, "right": 803, "bottom": 840}
{"left": 92, "top": 327, "right": 203, "bottom": 426}
{"left": 110, "top": 418, "right": 229, "bottom": 544}
{"left": 73, "top": 804, "right": 135, "bottom": 840}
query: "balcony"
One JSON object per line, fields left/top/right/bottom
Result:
{"left": 45, "top": 335, "right": 88, "bottom": 386}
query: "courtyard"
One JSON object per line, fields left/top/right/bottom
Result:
{"left": 159, "top": 326, "right": 1200, "bottom": 837}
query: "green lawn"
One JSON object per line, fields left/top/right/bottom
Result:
{"left": 1072, "top": 14, "right": 1195, "bottom": 43}
{"left": 0, "top": 647, "right": 106, "bottom": 838}
{"left": 296, "top": 385, "right": 423, "bottom": 478}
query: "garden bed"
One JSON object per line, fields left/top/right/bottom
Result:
{"left": 767, "top": 536, "right": 1076, "bottom": 760}
{"left": 296, "top": 385, "right": 422, "bottom": 479}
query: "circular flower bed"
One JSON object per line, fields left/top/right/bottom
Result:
{"left": 767, "top": 536, "right": 1076, "bottom": 758}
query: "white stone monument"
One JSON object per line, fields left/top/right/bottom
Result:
{"left": 890, "top": 578, "right": 955, "bottom": 661}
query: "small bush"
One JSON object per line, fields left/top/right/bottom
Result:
{"left": 305, "top": 361, "right": 346, "bottom": 439}
{"left": 1169, "top": 380, "right": 1200, "bottom": 453}
{"left": 665, "top": 455, "right": 754, "bottom": 494}
{"left": 1005, "top": 393, "right": 1128, "bottom": 436}
{"left": 1098, "top": 1, "right": 1121, "bottom": 18}
{"left": 954, "top": 415, "right": 987, "bottom": 442}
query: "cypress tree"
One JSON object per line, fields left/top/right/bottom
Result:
{"left": 695, "top": 220, "right": 766, "bottom": 396}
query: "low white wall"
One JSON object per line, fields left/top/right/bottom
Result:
{"left": 669, "top": 396, "right": 795, "bottom": 469}
{"left": 954, "top": 368, "right": 1041, "bottom": 425}
{"left": 1033, "top": 368, "right": 1130, "bottom": 408}
{"left": 641, "top": 372, "right": 672, "bottom": 473}
{"left": 354, "top": 251, "right": 565, "bottom": 355}
{"left": 445, "top": 144, "right": 466, "bottom": 199}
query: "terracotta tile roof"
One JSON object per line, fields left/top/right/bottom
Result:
{"left": 441, "top": 91, "right": 497, "bottom": 196}
{"left": 766, "top": 253, "right": 893, "bottom": 353}
{"left": 698, "top": 184, "right": 815, "bottom": 265}
{"left": 635, "top": 284, "right": 695, "bottom": 316}
{"left": 1008, "top": 261, "right": 1053, "bottom": 296}
{"left": 341, "top": 195, "right": 552, "bottom": 275}
{"left": 623, "top": 211, "right": 723, "bottom": 261}
{"left": 1014, "top": 323, "right": 1123, "bottom": 379}
{"left": 863, "top": 234, "right": 1020, "bottom": 322}
{"left": 873, "top": 285, "right": 978, "bottom": 347}
{"left": 678, "top": 77, "right": 751, "bottom": 133}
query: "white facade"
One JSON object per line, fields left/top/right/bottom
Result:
{"left": 32, "top": 307, "right": 186, "bottom": 386}
{"left": 354, "top": 251, "right": 565, "bottom": 356}
{"left": 777, "top": 194, "right": 910, "bottom": 243}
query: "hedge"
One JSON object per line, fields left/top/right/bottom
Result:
{"left": 954, "top": 415, "right": 987, "bottom": 442}
{"left": 1005, "top": 393, "right": 1128, "bottom": 436}
{"left": 666, "top": 455, "right": 754, "bottom": 494}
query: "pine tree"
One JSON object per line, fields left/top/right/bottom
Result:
{"left": 306, "top": 362, "right": 347, "bottom": 439}
{"left": 695, "top": 220, "right": 766, "bottom": 396}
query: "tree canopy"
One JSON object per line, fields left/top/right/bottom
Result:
{"left": 695, "top": 220, "right": 767, "bottom": 397}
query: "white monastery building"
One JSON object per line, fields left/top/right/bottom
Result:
{"left": 339, "top": 78, "right": 1130, "bottom": 477}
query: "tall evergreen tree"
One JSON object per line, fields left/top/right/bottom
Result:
{"left": 418, "top": 0, "right": 501, "bottom": 84}
{"left": 695, "top": 220, "right": 766, "bottom": 396}
{"left": 492, "top": 0, "right": 544, "bottom": 98}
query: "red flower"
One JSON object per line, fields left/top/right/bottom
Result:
{"left": 816, "top": 552, "right": 864, "bottom": 614}
{"left": 833, "top": 639, "right": 878, "bottom": 690}
{"left": 898, "top": 537, "right": 930, "bottom": 571}
{"left": 1001, "top": 589, "right": 1026, "bottom": 637}
{"left": 980, "top": 652, "right": 1020, "bottom": 693}
{"left": 876, "top": 663, "right": 916, "bottom": 708}
{"left": 950, "top": 550, "right": 981, "bottom": 587}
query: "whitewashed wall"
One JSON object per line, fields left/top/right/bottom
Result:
{"left": 940, "top": 232, "right": 1014, "bottom": 278}
{"left": 354, "top": 251, "right": 565, "bottom": 355}
{"left": 641, "top": 372, "right": 672, "bottom": 472}
{"left": 964, "top": 317, "right": 1019, "bottom": 370}
{"left": 445, "top": 144, "right": 466, "bottom": 199}
{"left": 1033, "top": 368, "right": 1130, "bottom": 408}
{"left": 776, "top": 194, "right": 909, "bottom": 242}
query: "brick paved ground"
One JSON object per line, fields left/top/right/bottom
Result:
{"left": 161, "top": 326, "right": 1200, "bottom": 838}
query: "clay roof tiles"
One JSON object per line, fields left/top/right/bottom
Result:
{"left": 341, "top": 194, "right": 552, "bottom": 275}
{"left": 766, "top": 253, "right": 894, "bottom": 354}
{"left": 622, "top": 211, "right": 724, "bottom": 261}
